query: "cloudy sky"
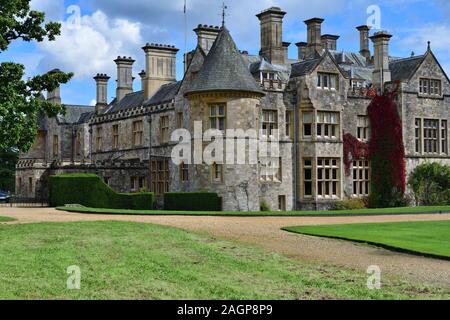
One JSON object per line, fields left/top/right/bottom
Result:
{"left": 2, "top": 0, "right": 449, "bottom": 105}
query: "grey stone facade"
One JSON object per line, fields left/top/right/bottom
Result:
{"left": 17, "top": 6, "right": 449, "bottom": 211}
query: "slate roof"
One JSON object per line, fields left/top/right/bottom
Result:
{"left": 105, "top": 91, "right": 145, "bottom": 114}
{"left": 144, "top": 81, "right": 182, "bottom": 107}
{"left": 57, "top": 105, "right": 95, "bottom": 124}
{"left": 185, "top": 28, "right": 264, "bottom": 96}
{"left": 290, "top": 58, "right": 321, "bottom": 78}
{"left": 389, "top": 55, "right": 425, "bottom": 81}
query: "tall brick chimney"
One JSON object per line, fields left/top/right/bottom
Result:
{"left": 304, "top": 18, "right": 324, "bottom": 58}
{"left": 194, "top": 25, "right": 221, "bottom": 55}
{"left": 142, "top": 43, "right": 179, "bottom": 100}
{"left": 114, "top": 56, "right": 135, "bottom": 102}
{"left": 357, "top": 25, "right": 371, "bottom": 61}
{"left": 295, "top": 42, "right": 307, "bottom": 61}
{"left": 371, "top": 31, "right": 392, "bottom": 90}
{"left": 47, "top": 69, "right": 62, "bottom": 105}
{"left": 256, "top": 7, "right": 287, "bottom": 65}
{"left": 93, "top": 73, "right": 110, "bottom": 114}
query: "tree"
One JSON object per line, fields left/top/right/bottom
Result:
{"left": 367, "top": 84, "right": 406, "bottom": 208}
{"left": 0, "top": 0, "right": 73, "bottom": 153}
{"left": 0, "top": 149, "right": 18, "bottom": 192}
{"left": 409, "top": 162, "right": 450, "bottom": 205}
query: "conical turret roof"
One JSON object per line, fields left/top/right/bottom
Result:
{"left": 185, "top": 28, "right": 264, "bottom": 96}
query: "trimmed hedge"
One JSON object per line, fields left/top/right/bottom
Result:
{"left": 49, "top": 174, "right": 153, "bottom": 210}
{"left": 164, "top": 192, "right": 222, "bottom": 211}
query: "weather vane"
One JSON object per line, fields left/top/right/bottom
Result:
{"left": 221, "top": 2, "right": 228, "bottom": 27}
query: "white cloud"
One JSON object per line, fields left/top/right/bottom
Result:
{"left": 37, "top": 10, "right": 144, "bottom": 79}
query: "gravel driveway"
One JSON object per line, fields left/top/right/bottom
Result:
{"left": 1, "top": 207, "right": 449, "bottom": 288}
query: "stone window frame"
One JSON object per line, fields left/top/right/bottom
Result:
{"left": 423, "top": 119, "right": 439, "bottom": 154}
{"left": 357, "top": 115, "right": 370, "bottom": 142}
{"left": 415, "top": 118, "right": 448, "bottom": 155}
{"left": 75, "top": 131, "right": 82, "bottom": 156}
{"left": 209, "top": 104, "right": 226, "bottom": 131}
{"left": 260, "top": 157, "right": 282, "bottom": 183}
{"left": 28, "top": 177, "right": 33, "bottom": 195}
{"left": 317, "top": 158, "right": 340, "bottom": 199}
{"left": 441, "top": 120, "right": 448, "bottom": 155}
{"left": 352, "top": 159, "right": 370, "bottom": 197}
{"left": 261, "top": 109, "right": 278, "bottom": 138}
{"left": 316, "top": 111, "right": 339, "bottom": 140}
{"left": 112, "top": 124, "right": 119, "bottom": 150}
{"left": 317, "top": 72, "right": 338, "bottom": 90}
{"left": 177, "top": 112, "right": 184, "bottom": 129}
{"left": 302, "top": 158, "right": 313, "bottom": 198}
{"left": 151, "top": 159, "right": 169, "bottom": 195}
{"left": 302, "top": 111, "right": 313, "bottom": 140}
{"left": 285, "top": 110, "right": 293, "bottom": 139}
{"left": 130, "top": 176, "right": 147, "bottom": 193}
{"left": 419, "top": 78, "right": 442, "bottom": 96}
{"left": 52, "top": 135, "right": 59, "bottom": 157}
{"left": 96, "top": 127, "right": 103, "bottom": 152}
{"left": 180, "top": 162, "right": 189, "bottom": 182}
{"left": 211, "top": 162, "right": 224, "bottom": 183}
{"left": 159, "top": 116, "right": 169, "bottom": 144}
{"left": 415, "top": 119, "right": 422, "bottom": 153}
{"left": 133, "top": 120, "right": 144, "bottom": 147}
{"left": 278, "top": 195, "right": 287, "bottom": 211}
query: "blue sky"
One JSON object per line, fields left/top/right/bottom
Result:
{"left": 2, "top": 0, "right": 450, "bottom": 106}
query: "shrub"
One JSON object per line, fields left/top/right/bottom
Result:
{"left": 49, "top": 174, "right": 153, "bottom": 210}
{"left": 260, "top": 200, "right": 271, "bottom": 212}
{"left": 408, "top": 162, "right": 450, "bottom": 205}
{"left": 334, "top": 198, "right": 367, "bottom": 211}
{"left": 164, "top": 192, "right": 221, "bottom": 211}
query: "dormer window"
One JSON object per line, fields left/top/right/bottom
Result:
{"left": 317, "top": 73, "right": 338, "bottom": 90}
{"left": 419, "top": 78, "right": 441, "bottom": 96}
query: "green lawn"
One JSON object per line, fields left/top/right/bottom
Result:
{"left": 283, "top": 220, "right": 450, "bottom": 260}
{"left": 0, "top": 221, "right": 448, "bottom": 299}
{"left": 57, "top": 205, "right": 450, "bottom": 217}
{"left": 0, "top": 216, "right": 15, "bottom": 222}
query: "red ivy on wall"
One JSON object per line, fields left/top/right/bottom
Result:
{"left": 343, "top": 133, "right": 369, "bottom": 175}
{"left": 344, "top": 82, "right": 406, "bottom": 207}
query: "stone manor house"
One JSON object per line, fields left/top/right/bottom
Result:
{"left": 16, "top": 7, "right": 450, "bottom": 211}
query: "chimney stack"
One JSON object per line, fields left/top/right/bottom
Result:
{"left": 142, "top": 43, "right": 179, "bottom": 100}
{"left": 194, "top": 25, "right": 221, "bottom": 55}
{"left": 304, "top": 18, "right": 324, "bottom": 58}
{"left": 370, "top": 31, "right": 392, "bottom": 90}
{"left": 138, "top": 70, "right": 146, "bottom": 92}
{"left": 321, "top": 34, "right": 339, "bottom": 51}
{"left": 114, "top": 56, "right": 135, "bottom": 102}
{"left": 93, "top": 73, "right": 110, "bottom": 114}
{"left": 295, "top": 42, "right": 307, "bottom": 61}
{"left": 256, "top": 7, "right": 287, "bottom": 65}
{"left": 357, "top": 25, "right": 371, "bottom": 61}
{"left": 47, "top": 69, "right": 62, "bottom": 105}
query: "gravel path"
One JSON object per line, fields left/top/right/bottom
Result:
{"left": 1, "top": 207, "right": 449, "bottom": 288}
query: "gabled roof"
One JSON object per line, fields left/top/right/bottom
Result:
{"left": 185, "top": 27, "right": 264, "bottom": 96}
{"left": 105, "top": 91, "right": 144, "bottom": 114}
{"left": 144, "top": 81, "right": 182, "bottom": 107}
{"left": 57, "top": 105, "right": 95, "bottom": 124}
{"left": 290, "top": 58, "right": 321, "bottom": 78}
{"left": 389, "top": 55, "right": 425, "bottom": 81}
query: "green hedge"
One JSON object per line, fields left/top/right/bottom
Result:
{"left": 164, "top": 192, "right": 222, "bottom": 211}
{"left": 49, "top": 174, "right": 153, "bottom": 210}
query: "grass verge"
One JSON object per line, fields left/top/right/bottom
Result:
{"left": 0, "top": 216, "right": 16, "bottom": 222}
{"left": 283, "top": 220, "right": 450, "bottom": 260}
{"left": 56, "top": 205, "right": 450, "bottom": 217}
{"left": 0, "top": 221, "right": 448, "bottom": 299}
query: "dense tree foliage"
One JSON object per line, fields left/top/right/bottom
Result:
{"left": 0, "top": 149, "right": 18, "bottom": 192}
{"left": 0, "top": 0, "right": 73, "bottom": 153}
{"left": 409, "top": 162, "right": 450, "bottom": 205}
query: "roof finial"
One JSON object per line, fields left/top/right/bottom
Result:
{"left": 221, "top": 2, "right": 228, "bottom": 27}
{"left": 427, "top": 41, "right": 431, "bottom": 51}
